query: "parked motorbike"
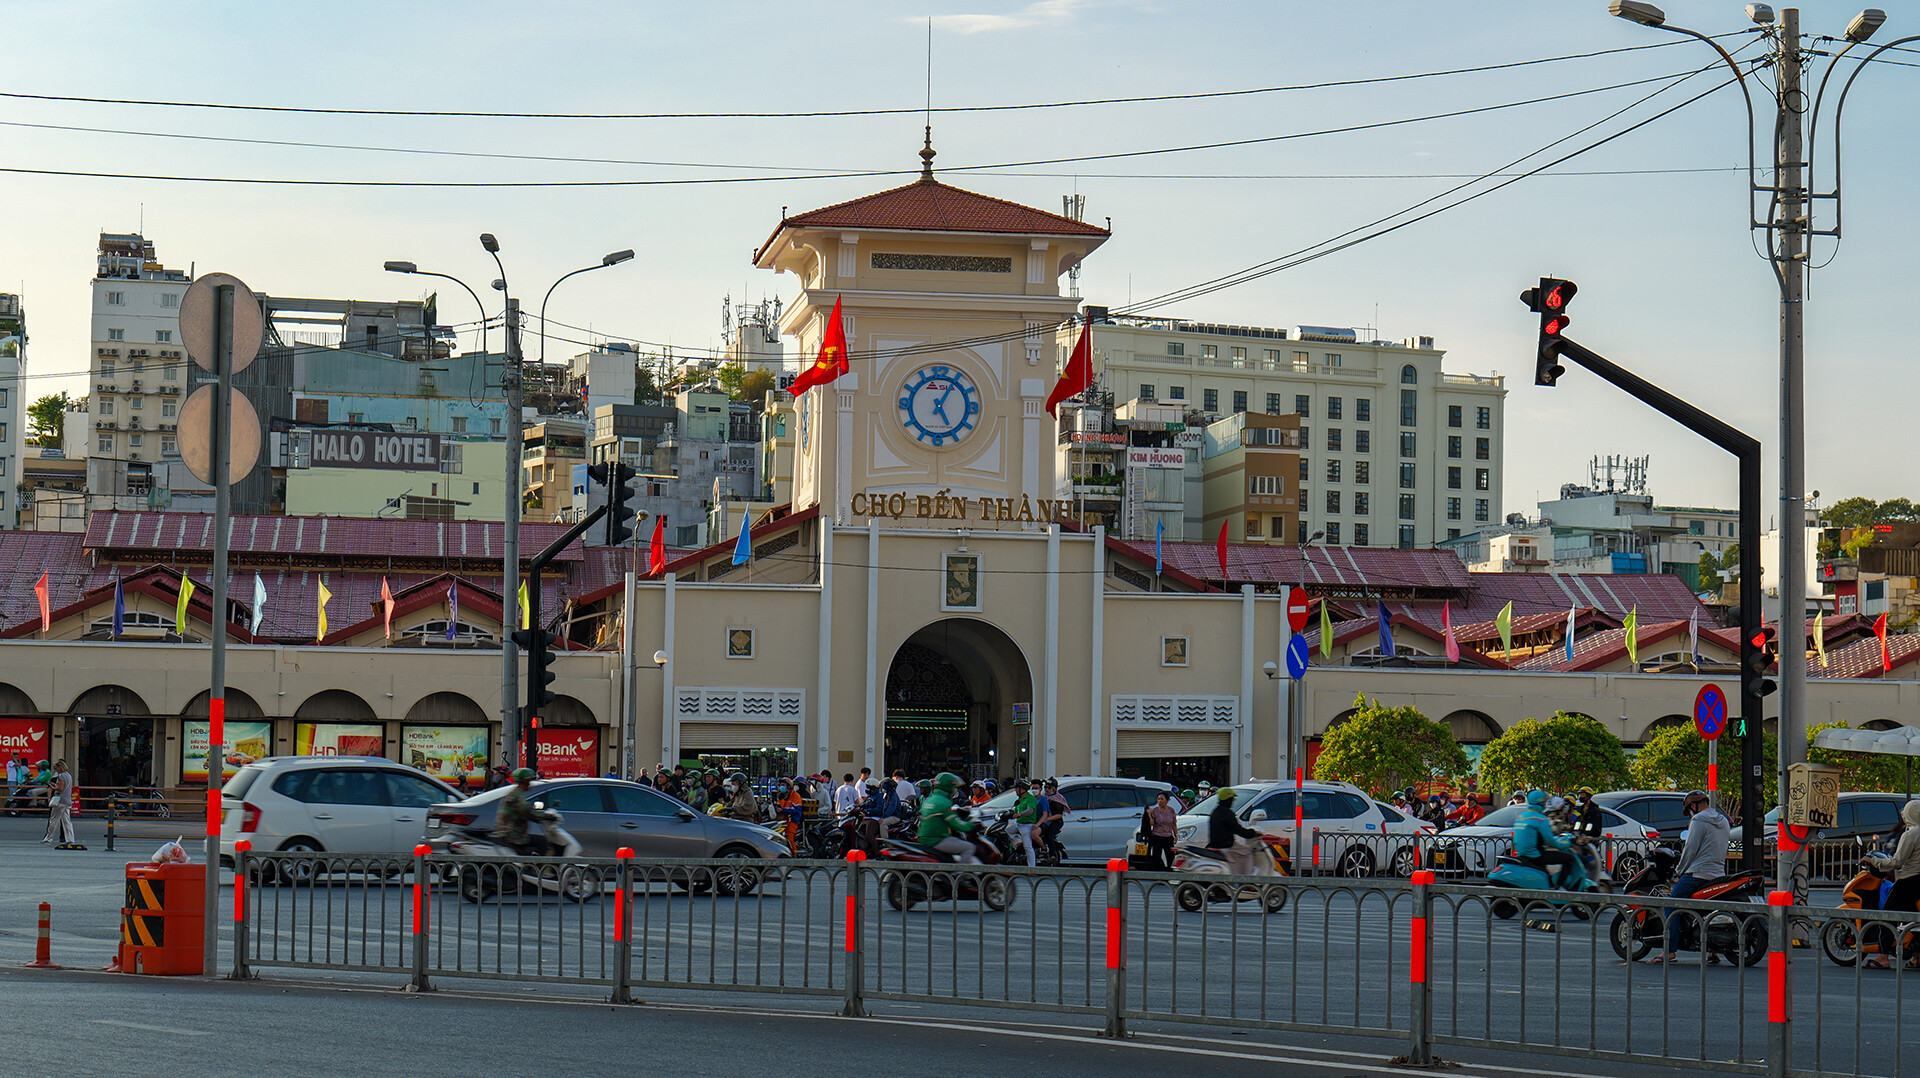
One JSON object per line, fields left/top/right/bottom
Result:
{"left": 446, "top": 811, "right": 601, "bottom": 903}
{"left": 873, "top": 825, "right": 1013, "bottom": 911}
{"left": 1171, "top": 834, "right": 1290, "bottom": 913}
{"left": 1819, "top": 857, "right": 1919, "bottom": 967}
{"left": 1606, "top": 846, "right": 1769, "bottom": 965}
{"left": 985, "top": 811, "right": 1063, "bottom": 867}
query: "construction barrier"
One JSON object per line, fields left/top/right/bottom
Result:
{"left": 118, "top": 862, "right": 205, "bottom": 975}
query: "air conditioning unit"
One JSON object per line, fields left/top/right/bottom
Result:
{"left": 160, "top": 423, "right": 176, "bottom": 431}
{"left": 128, "top": 452, "right": 141, "bottom": 460}
{"left": 130, "top": 380, "right": 142, "bottom": 392}
{"left": 128, "top": 418, "right": 142, "bottom": 428}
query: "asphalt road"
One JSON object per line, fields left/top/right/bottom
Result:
{"left": 6, "top": 817, "right": 1915, "bottom": 1078}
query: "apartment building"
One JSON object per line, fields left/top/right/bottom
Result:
{"left": 1201, "top": 411, "right": 1303, "bottom": 543}
{"left": 0, "top": 293, "right": 23, "bottom": 528}
{"left": 1072, "top": 314, "right": 1506, "bottom": 548}
{"left": 87, "top": 233, "right": 191, "bottom": 504}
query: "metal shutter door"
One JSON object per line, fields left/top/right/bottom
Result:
{"left": 1115, "top": 730, "right": 1232, "bottom": 758}
{"left": 678, "top": 722, "right": 800, "bottom": 750}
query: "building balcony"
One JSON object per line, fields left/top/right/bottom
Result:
{"left": 1439, "top": 372, "right": 1504, "bottom": 388}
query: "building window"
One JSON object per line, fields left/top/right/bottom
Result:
{"left": 1448, "top": 528, "right": 1461, "bottom": 540}
{"left": 1447, "top": 466, "right": 1461, "bottom": 489}
{"left": 1447, "top": 497, "right": 1461, "bottom": 521}
{"left": 161, "top": 437, "right": 176, "bottom": 456}
{"left": 1399, "top": 494, "right": 1415, "bottom": 520}
{"left": 1355, "top": 398, "right": 1371, "bottom": 422}
{"left": 1166, "top": 342, "right": 1185, "bottom": 357}
{"left": 1355, "top": 430, "right": 1370, "bottom": 454}
{"left": 1355, "top": 524, "right": 1369, "bottom": 546}
{"left": 1689, "top": 520, "right": 1705, "bottom": 535}
{"left": 1326, "top": 490, "right": 1341, "bottom": 514}
{"left": 1400, "top": 389, "right": 1417, "bottom": 427}
{"left": 1326, "top": 428, "right": 1341, "bottom": 452}
{"left": 1476, "top": 437, "right": 1490, "bottom": 460}
{"left": 1401, "top": 364, "right": 1417, "bottom": 385}
{"left": 1326, "top": 396, "right": 1343, "bottom": 420}
{"left": 1231, "top": 346, "right": 1246, "bottom": 363}
{"left": 1299, "top": 519, "right": 1310, "bottom": 544}
{"left": 1326, "top": 354, "right": 1343, "bottom": 367}
{"left": 1326, "top": 460, "right": 1341, "bottom": 484}
{"left": 1398, "top": 524, "right": 1415, "bottom": 548}
{"left": 1447, "top": 436, "right": 1462, "bottom": 458}
{"left": 98, "top": 435, "right": 113, "bottom": 453}
{"left": 1201, "top": 344, "right": 1218, "bottom": 359}
{"left": 154, "top": 330, "right": 173, "bottom": 344}
{"left": 1291, "top": 350, "right": 1309, "bottom": 368}
{"left": 160, "top": 294, "right": 180, "bottom": 308}
{"left": 105, "top": 291, "right": 125, "bottom": 305}
{"left": 452, "top": 416, "right": 468, "bottom": 433}
{"left": 1265, "top": 349, "right": 1281, "bottom": 365}
{"left": 1448, "top": 405, "right": 1463, "bottom": 428}
{"left": 1203, "top": 388, "right": 1218, "bottom": 412}
{"left": 1298, "top": 458, "right": 1310, "bottom": 482}
{"left": 1400, "top": 463, "right": 1415, "bottom": 489}
{"left": 491, "top": 418, "right": 502, "bottom": 435}
{"left": 1476, "top": 406, "right": 1492, "bottom": 430}
{"left": 162, "top": 363, "right": 177, "bottom": 380}
{"left": 108, "top": 328, "right": 124, "bottom": 341}
{"left": 161, "top": 401, "right": 175, "bottom": 418}
{"left": 1354, "top": 492, "right": 1370, "bottom": 515}
{"left": 99, "top": 400, "right": 113, "bottom": 416}
{"left": 1233, "top": 390, "right": 1247, "bottom": 414}
{"left": 129, "top": 358, "right": 143, "bottom": 372}
{"left": 1475, "top": 499, "right": 1490, "bottom": 522}
{"left": 129, "top": 434, "right": 142, "bottom": 448}
{"left": 1245, "top": 515, "right": 1262, "bottom": 537}
{"left": 1139, "top": 384, "right": 1155, "bottom": 401}
{"left": 1325, "top": 522, "right": 1341, "bottom": 544}
{"left": 1355, "top": 461, "right": 1370, "bottom": 485}
{"left": 1294, "top": 394, "right": 1310, "bottom": 418}
{"left": 1167, "top": 385, "right": 1185, "bottom": 401}
{"left": 1400, "top": 431, "right": 1416, "bottom": 458}
{"left": 1249, "top": 475, "right": 1283, "bottom": 495}
{"left": 1475, "top": 468, "right": 1490, "bottom": 491}
{"left": 1266, "top": 392, "right": 1282, "bottom": 414}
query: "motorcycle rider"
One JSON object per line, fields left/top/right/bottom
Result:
{"left": 1570, "top": 787, "right": 1604, "bottom": 840}
{"left": 1206, "top": 787, "right": 1263, "bottom": 875}
{"left": 1648, "top": 789, "right": 1728, "bottom": 965}
{"left": 917, "top": 771, "right": 981, "bottom": 864}
{"left": 1010, "top": 779, "right": 1040, "bottom": 866}
{"left": 492, "top": 767, "right": 545, "bottom": 855}
{"left": 1513, "top": 789, "right": 1579, "bottom": 888}
{"left": 723, "top": 773, "right": 760, "bottom": 821}
{"left": 1863, "top": 799, "right": 1920, "bottom": 968}
{"left": 874, "top": 777, "right": 905, "bottom": 837}
{"left": 774, "top": 780, "right": 805, "bottom": 850}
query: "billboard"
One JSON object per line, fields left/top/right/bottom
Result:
{"left": 294, "top": 723, "right": 385, "bottom": 758}
{"left": 401, "top": 725, "right": 489, "bottom": 781}
{"left": 535, "top": 727, "right": 601, "bottom": 779}
{"left": 1125, "top": 447, "right": 1187, "bottom": 470}
{"left": 310, "top": 430, "right": 442, "bottom": 471}
{"left": 0, "top": 718, "right": 50, "bottom": 765}
{"left": 182, "top": 720, "right": 273, "bottom": 782}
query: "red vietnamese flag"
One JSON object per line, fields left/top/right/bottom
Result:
{"left": 34, "top": 571, "right": 50, "bottom": 632}
{"left": 790, "top": 296, "right": 848, "bottom": 397}
{"left": 1875, "top": 611, "right": 1891, "bottom": 672}
{"left": 648, "top": 515, "right": 667, "bottom": 576}
{"left": 1216, "top": 520, "right": 1230, "bottom": 578}
{"left": 1045, "top": 314, "right": 1093, "bottom": 418}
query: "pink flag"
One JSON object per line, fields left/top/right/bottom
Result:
{"left": 381, "top": 577, "right": 395, "bottom": 639}
{"left": 34, "top": 571, "right": 50, "bottom": 632}
{"left": 1442, "top": 601, "right": 1460, "bottom": 663}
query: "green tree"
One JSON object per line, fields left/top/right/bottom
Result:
{"left": 1808, "top": 721, "right": 1911, "bottom": 792}
{"left": 715, "top": 362, "right": 748, "bottom": 399}
{"left": 633, "top": 365, "right": 662, "bottom": 405}
{"left": 1629, "top": 724, "right": 1779, "bottom": 821}
{"left": 738, "top": 368, "right": 775, "bottom": 405}
{"left": 1697, "top": 543, "right": 1739, "bottom": 589}
{"left": 1825, "top": 496, "right": 1881, "bottom": 531}
{"left": 26, "top": 392, "right": 68, "bottom": 450}
{"left": 1314, "top": 693, "right": 1469, "bottom": 796}
{"left": 1476, "top": 712, "right": 1629, "bottom": 799}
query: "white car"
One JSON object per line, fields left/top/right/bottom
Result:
{"left": 974, "top": 776, "right": 1175, "bottom": 864}
{"left": 1175, "top": 779, "right": 1435, "bottom": 877}
{"left": 1433, "top": 802, "right": 1658, "bottom": 877}
{"left": 218, "top": 756, "right": 461, "bottom": 867}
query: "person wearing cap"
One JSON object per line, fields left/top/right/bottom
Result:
{"left": 1205, "top": 787, "right": 1262, "bottom": 875}
{"left": 1011, "top": 779, "right": 1041, "bottom": 866}
{"left": 1570, "top": 787, "right": 1604, "bottom": 842}
{"left": 1648, "top": 789, "right": 1729, "bottom": 964}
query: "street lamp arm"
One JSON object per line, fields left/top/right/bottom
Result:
{"left": 409, "top": 270, "right": 491, "bottom": 356}
{"left": 1822, "top": 33, "right": 1920, "bottom": 243}
{"left": 538, "top": 254, "right": 632, "bottom": 367}
{"left": 1637, "top": 22, "right": 1765, "bottom": 228}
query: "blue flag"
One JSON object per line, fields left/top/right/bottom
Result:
{"left": 732, "top": 509, "right": 752, "bottom": 566}
{"left": 1376, "top": 601, "right": 1397, "bottom": 659}
{"left": 1566, "top": 606, "right": 1577, "bottom": 663}
{"left": 446, "top": 581, "right": 459, "bottom": 640}
{"left": 1154, "top": 517, "right": 1164, "bottom": 576}
{"left": 112, "top": 573, "right": 125, "bottom": 639}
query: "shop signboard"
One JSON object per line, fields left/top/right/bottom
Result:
{"left": 535, "top": 728, "right": 601, "bottom": 779}
{"left": 182, "top": 720, "right": 273, "bottom": 782}
{"left": 295, "top": 722, "right": 386, "bottom": 758}
{"left": 0, "top": 718, "right": 50, "bottom": 764}
{"left": 1125, "top": 447, "right": 1186, "bottom": 470}
{"left": 402, "top": 725, "right": 489, "bottom": 781}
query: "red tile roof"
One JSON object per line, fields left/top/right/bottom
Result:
{"left": 1138, "top": 541, "right": 1473, "bottom": 593}
{"left": 1813, "top": 633, "right": 1920, "bottom": 678}
{"left": 755, "top": 179, "right": 1110, "bottom": 263}
{"left": 83, "top": 512, "right": 587, "bottom": 564}
{"left": 1514, "top": 620, "right": 1692, "bottom": 671}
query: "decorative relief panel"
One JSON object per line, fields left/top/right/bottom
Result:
{"left": 872, "top": 252, "right": 1013, "bottom": 273}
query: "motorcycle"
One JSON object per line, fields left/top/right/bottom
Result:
{"left": 1606, "top": 846, "right": 1770, "bottom": 965}
{"left": 1819, "top": 857, "right": 1919, "bottom": 967}
{"left": 985, "top": 811, "right": 1062, "bottom": 867}
{"left": 1487, "top": 842, "right": 1602, "bottom": 921}
{"left": 873, "top": 825, "right": 1014, "bottom": 911}
{"left": 445, "top": 811, "right": 601, "bottom": 903}
{"left": 1170, "top": 834, "right": 1290, "bottom": 914}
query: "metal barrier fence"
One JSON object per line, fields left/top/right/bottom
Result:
{"left": 1289, "top": 829, "right": 1670, "bottom": 884}
{"left": 229, "top": 844, "right": 1919, "bottom": 1078}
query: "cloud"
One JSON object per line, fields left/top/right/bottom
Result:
{"left": 929, "top": 0, "right": 1092, "bottom": 35}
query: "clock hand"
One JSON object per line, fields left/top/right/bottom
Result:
{"left": 931, "top": 386, "right": 953, "bottom": 422}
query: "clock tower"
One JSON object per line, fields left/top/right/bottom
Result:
{"left": 754, "top": 139, "right": 1109, "bottom": 528}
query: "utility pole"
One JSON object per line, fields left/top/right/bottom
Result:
{"left": 1772, "top": 7, "right": 1808, "bottom": 896}
{"left": 501, "top": 297, "right": 524, "bottom": 769}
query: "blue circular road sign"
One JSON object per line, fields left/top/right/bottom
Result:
{"left": 1694, "top": 683, "right": 1728, "bottom": 741}
{"left": 1286, "top": 634, "right": 1311, "bottom": 679}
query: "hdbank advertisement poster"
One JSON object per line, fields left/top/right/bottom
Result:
{"left": 294, "top": 723, "right": 385, "bottom": 758}
{"left": 0, "top": 718, "right": 51, "bottom": 763}
{"left": 535, "top": 728, "right": 600, "bottom": 778}
{"left": 402, "top": 726, "right": 489, "bottom": 781}
{"left": 182, "top": 720, "right": 273, "bottom": 782}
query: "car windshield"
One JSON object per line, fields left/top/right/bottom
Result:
{"left": 1475, "top": 805, "right": 1527, "bottom": 828}
{"left": 977, "top": 790, "right": 1019, "bottom": 814}
{"left": 1184, "top": 787, "right": 1260, "bottom": 818}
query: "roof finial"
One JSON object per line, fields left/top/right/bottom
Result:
{"left": 919, "top": 125, "right": 937, "bottom": 183}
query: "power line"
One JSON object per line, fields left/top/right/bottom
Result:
{"left": 0, "top": 37, "right": 1710, "bottom": 121}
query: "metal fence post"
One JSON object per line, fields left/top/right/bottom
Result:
{"left": 409, "top": 844, "right": 432, "bottom": 993}
{"left": 230, "top": 840, "right": 251, "bottom": 980}
{"left": 842, "top": 850, "right": 866, "bottom": 1017}
{"left": 611, "top": 847, "right": 634, "bottom": 1004}
{"left": 1102, "top": 858, "right": 1128, "bottom": 1038}
{"left": 1407, "top": 869, "right": 1435, "bottom": 1066}
{"left": 1767, "top": 889, "right": 1791, "bottom": 1078}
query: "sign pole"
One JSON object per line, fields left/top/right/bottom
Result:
{"left": 203, "top": 283, "right": 233, "bottom": 974}
{"left": 1707, "top": 739, "right": 1719, "bottom": 813}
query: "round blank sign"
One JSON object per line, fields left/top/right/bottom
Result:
{"left": 177, "top": 384, "right": 262, "bottom": 486}
{"left": 179, "top": 272, "right": 264, "bottom": 375}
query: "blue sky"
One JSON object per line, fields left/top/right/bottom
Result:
{"left": 4, "top": 1, "right": 1914, "bottom": 516}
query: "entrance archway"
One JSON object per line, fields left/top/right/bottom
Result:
{"left": 884, "top": 619, "right": 1033, "bottom": 781}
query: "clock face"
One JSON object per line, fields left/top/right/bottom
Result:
{"left": 798, "top": 398, "right": 811, "bottom": 453}
{"left": 897, "top": 365, "right": 981, "bottom": 447}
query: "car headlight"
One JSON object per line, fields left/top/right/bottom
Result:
{"left": 1176, "top": 825, "right": 1195, "bottom": 842}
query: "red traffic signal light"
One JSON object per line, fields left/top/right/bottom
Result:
{"left": 1742, "top": 624, "right": 1779, "bottom": 698}
{"left": 1520, "top": 277, "right": 1577, "bottom": 386}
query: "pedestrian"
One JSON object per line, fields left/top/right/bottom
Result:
{"left": 1143, "top": 791, "right": 1179, "bottom": 870}
{"left": 855, "top": 766, "right": 873, "bottom": 802}
{"left": 1647, "top": 789, "right": 1729, "bottom": 965}
{"left": 42, "top": 761, "right": 76, "bottom": 847}
{"left": 454, "top": 772, "right": 469, "bottom": 796}
{"left": 834, "top": 773, "right": 860, "bottom": 817}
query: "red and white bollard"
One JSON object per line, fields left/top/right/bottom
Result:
{"left": 24, "top": 902, "right": 62, "bottom": 969}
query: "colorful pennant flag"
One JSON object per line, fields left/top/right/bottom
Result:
{"left": 1215, "top": 520, "right": 1229, "bottom": 579}
{"left": 1814, "top": 610, "right": 1828, "bottom": 669}
{"left": 1874, "top": 611, "right": 1890, "bottom": 672}
{"left": 1566, "top": 606, "right": 1578, "bottom": 664}
{"left": 34, "top": 571, "right": 50, "bottom": 633}
{"left": 1623, "top": 606, "right": 1639, "bottom": 665}
{"left": 112, "top": 573, "right": 125, "bottom": 639}
{"left": 1442, "top": 601, "right": 1459, "bottom": 663}
{"left": 1496, "top": 601, "right": 1513, "bottom": 661}
{"left": 176, "top": 574, "right": 195, "bottom": 635}
{"left": 1687, "top": 605, "right": 1699, "bottom": 662}
{"left": 1154, "top": 517, "right": 1165, "bottom": 577}
{"left": 1318, "top": 596, "right": 1333, "bottom": 659}
{"left": 732, "top": 509, "right": 753, "bottom": 566}
{"left": 252, "top": 573, "right": 268, "bottom": 634}
{"left": 789, "top": 295, "right": 848, "bottom": 397}
{"left": 446, "top": 580, "right": 459, "bottom": 640}
{"left": 1045, "top": 312, "right": 1094, "bottom": 417}
{"left": 517, "top": 582, "right": 530, "bottom": 631}
{"left": 1376, "top": 601, "right": 1396, "bottom": 659}
{"left": 648, "top": 515, "right": 667, "bottom": 576}
{"left": 380, "top": 577, "right": 394, "bottom": 639}
{"left": 316, "top": 577, "right": 332, "bottom": 642}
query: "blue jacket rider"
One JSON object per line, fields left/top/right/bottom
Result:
{"left": 1512, "top": 789, "right": 1578, "bottom": 886}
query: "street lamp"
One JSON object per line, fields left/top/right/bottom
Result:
{"left": 383, "top": 261, "right": 489, "bottom": 357}
{"left": 539, "top": 249, "right": 635, "bottom": 366}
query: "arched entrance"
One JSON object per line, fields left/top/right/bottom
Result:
{"left": 69, "top": 684, "right": 154, "bottom": 793}
{"left": 884, "top": 619, "right": 1033, "bottom": 781}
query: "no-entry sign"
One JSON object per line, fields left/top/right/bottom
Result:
{"left": 1287, "top": 589, "right": 1310, "bottom": 633}
{"left": 1694, "top": 683, "right": 1728, "bottom": 741}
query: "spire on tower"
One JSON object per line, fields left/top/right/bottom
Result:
{"left": 919, "top": 126, "right": 937, "bottom": 183}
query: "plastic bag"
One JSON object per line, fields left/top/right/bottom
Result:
{"left": 150, "top": 838, "right": 188, "bottom": 865}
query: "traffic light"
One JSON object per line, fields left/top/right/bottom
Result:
{"left": 512, "top": 628, "right": 561, "bottom": 716}
{"left": 1743, "top": 624, "right": 1779, "bottom": 700}
{"left": 1519, "top": 277, "right": 1577, "bottom": 386}
{"left": 589, "top": 461, "right": 639, "bottom": 545}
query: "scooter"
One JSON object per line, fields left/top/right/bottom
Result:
{"left": 873, "top": 827, "right": 1014, "bottom": 911}
{"left": 1605, "top": 846, "right": 1770, "bottom": 965}
{"left": 447, "top": 811, "right": 601, "bottom": 903}
{"left": 1487, "top": 841, "right": 1602, "bottom": 922}
{"left": 1171, "top": 834, "right": 1290, "bottom": 913}
{"left": 984, "top": 811, "right": 1062, "bottom": 867}
{"left": 1820, "top": 856, "right": 1919, "bottom": 967}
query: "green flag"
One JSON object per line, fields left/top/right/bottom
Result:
{"left": 517, "top": 582, "right": 530, "bottom": 630}
{"left": 176, "top": 575, "right": 195, "bottom": 635}
{"left": 1318, "top": 596, "right": 1333, "bottom": 659}
{"left": 1624, "top": 606, "right": 1639, "bottom": 665}
{"left": 1496, "top": 601, "right": 1513, "bottom": 660}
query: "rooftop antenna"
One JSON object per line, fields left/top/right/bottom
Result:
{"left": 919, "top": 18, "right": 937, "bottom": 182}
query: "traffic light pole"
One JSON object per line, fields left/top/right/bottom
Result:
{"left": 519, "top": 502, "right": 607, "bottom": 770}
{"left": 1548, "top": 336, "right": 1766, "bottom": 874}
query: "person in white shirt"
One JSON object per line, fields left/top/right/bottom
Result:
{"left": 834, "top": 773, "right": 860, "bottom": 816}
{"left": 5, "top": 755, "right": 20, "bottom": 790}
{"left": 893, "top": 770, "right": 918, "bottom": 808}
{"left": 854, "top": 767, "right": 873, "bottom": 802}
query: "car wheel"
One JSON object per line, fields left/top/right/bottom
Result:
{"left": 1175, "top": 883, "right": 1205, "bottom": 913}
{"left": 712, "top": 846, "right": 762, "bottom": 897}
{"left": 1388, "top": 846, "right": 1420, "bottom": 878}
{"left": 1821, "top": 919, "right": 1861, "bottom": 966}
{"left": 276, "top": 839, "right": 324, "bottom": 885}
{"left": 1336, "top": 846, "right": 1376, "bottom": 878}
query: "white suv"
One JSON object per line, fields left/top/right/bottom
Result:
{"left": 1175, "top": 779, "right": 1434, "bottom": 876}
{"left": 218, "top": 756, "right": 461, "bottom": 866}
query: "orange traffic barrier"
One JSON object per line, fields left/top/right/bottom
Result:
{"left": 117, "top": 862, "right": 205, "bottom": 976}
{"left": 23, "top": 902, "right": 61, "bottom": 969}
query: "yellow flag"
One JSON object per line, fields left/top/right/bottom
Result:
{"left": 1814, "top": 611, "right": 1828, "bottom": 668}
{"left": 517, "top": 582, "right": 530, "bottom": 631}
{"left": 316, "top": 578, "right": 332, "bottom": 642}
{"left": 1496, "top": 601, "right": 1513, "bottom": 660}
{"left": 1623, "top": 606, "right": 1639, "bottom": 665}
{"left": 176, "top": 575, "right": 195, "bottom": 635}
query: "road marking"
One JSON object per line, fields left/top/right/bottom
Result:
{"left": 91, "top": 1020, "right": 212, "bottom": 1036}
